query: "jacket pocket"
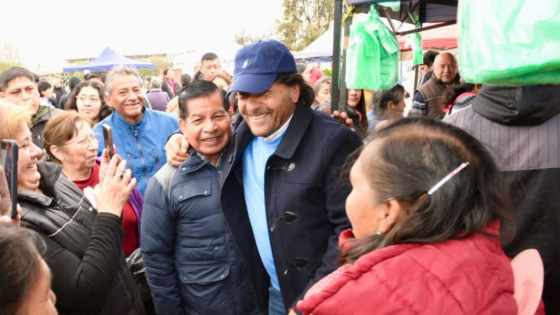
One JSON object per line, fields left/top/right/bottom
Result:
{"left": 179, "top": 236, "right": 228, "bottom": 263}
{"left": 172, "top": 180, "right": 212, "bottom": 202}
{"left": 178, "top": 264, "right": 234, "bottom": 314}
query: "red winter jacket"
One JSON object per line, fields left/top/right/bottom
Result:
{"left": 298, "top": 221, "right": 523, "bottom": 315}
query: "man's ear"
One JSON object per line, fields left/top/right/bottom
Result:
{"left": 377, "top": 199, "right": 403, "bottom": 234}
{"left": 104, "top": 95, "right": 113, "bottom": 108}
{"left": 49, "top": 145, "right": 65, "bottom": 163}
{"left": 289, "top": 85, "right": 300, "bottom": 104}
{"left": 179, "top": 118, "right": 188, "bottom": 135}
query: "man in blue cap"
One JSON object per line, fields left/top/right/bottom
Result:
{"left": 166, "top": 39, "right": 362, "bottom": 314}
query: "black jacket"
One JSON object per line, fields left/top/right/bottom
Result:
{"left": 220, "top": 104, "right": 362, "bottom": 311}
{"left": 443, "top": 85, "right": 560, "bottom": 315}
{"left": 19, "top": 162, "right": 145, "bottom": 315}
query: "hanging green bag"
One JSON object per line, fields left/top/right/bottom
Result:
{"left": 459, "top": 0, "right": 560, "bottom": 85}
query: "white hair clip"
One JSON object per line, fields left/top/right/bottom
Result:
{"left": 427, "top": 162, "right": 470, "bottom": 195}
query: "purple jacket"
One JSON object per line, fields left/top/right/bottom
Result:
{"left": 147, "top": 89, "right": 170, "bottom": 112}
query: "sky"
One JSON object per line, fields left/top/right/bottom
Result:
{"left": 0, "top": 0, "right": 284, "bottom": 72}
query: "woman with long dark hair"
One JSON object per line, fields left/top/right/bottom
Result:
{"left": 346, "top": 89, "right": 368, "bottom": 138}
{"left": 64, "top": 80, "right": 112, "bottom": 126}
{"left": 297, "top": 118, "right": 526, "bottom": 315}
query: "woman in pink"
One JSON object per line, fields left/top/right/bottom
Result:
{"left": 297, "top": 118, "right": 542, "bottom": 315}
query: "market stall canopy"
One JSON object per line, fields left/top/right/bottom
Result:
{"left": 63, "top": 47, "right": 156, "bottom": 72}
{"left": 294, "top": 22, "right": 455, "bottom": 60}
{"left": 398, "top": 23, "right": 457, "bottom": 50}
{"left": 347, "top": 0, "right": 458, "bottom": 27}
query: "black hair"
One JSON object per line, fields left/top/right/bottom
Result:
{"left": 347, "top": 89, "right": 368, "bottom": 138}
{"left": 341, "top": 118, "right": 516, "bottom": 264}
{"left": 65, "top": 80, "right": 112, "bottom": 123}
{"left": 0, "top": 222, "right": 47, "bottom": 315}
{"left": 423, "top": 50, "right": 440, "bottom": 67}
{"left": 68, "top": 76, "right": 81, "bottom": 91}
{"left": 372, "top": 84, "right": 405, "bottom": 118}
{"left": 38, "top": 81, "right": 52, "bottom": 97}
{"left": 178, "top": 80, "right": 223, "bottom": 119}
{"left": 0, "top": 67, "right": 34, "bottom": 92}
{"left": 84, "top": 71, "right": 106, "bottom": 83}
{"left": 201, "top": 52, "right": 219, "bottom": 63}
{"left": 32, "top": 73, "right": 40, "bottom": 84}
{"left": 181, "top": 73, "right": 192, "bottom": 87}
{"left": 441, "top": 83, "right": 476, "bottom": 107}
{"left": 274, "top": 72, "right": 315, "bottom": 107}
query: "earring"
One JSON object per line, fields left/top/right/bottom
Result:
{"left": 376, "top": 231, "right": 382, "bottom": 236}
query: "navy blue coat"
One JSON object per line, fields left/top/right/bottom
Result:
{"left": 220, "top": 104, "right": 363, "bottom": 311}
{"left": 141, "top": 150, "right": 265, "bottom": 315}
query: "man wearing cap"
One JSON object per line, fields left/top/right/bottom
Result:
{"left": 166, "top": 39, "right": 362, "bottom": 314}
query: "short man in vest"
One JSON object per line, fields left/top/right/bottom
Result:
{"left": 411, "top": 52, "right": 460, "bottom": 120}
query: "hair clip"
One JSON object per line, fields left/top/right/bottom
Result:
{"left": 427, "top": 162, "right": 470, "bottom": 195}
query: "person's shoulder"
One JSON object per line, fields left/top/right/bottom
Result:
{"left": 92, "top": 114, "right": 114, "bottom": 131}
{"left": 148, "top": 108, "right": 179, "bottom": 123}
{"left": 310, "top": 110, "right": 361, "bottom": 142}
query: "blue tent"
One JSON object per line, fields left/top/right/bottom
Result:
{"left": 63, "top": 47, "right": 156, "bottom": 72}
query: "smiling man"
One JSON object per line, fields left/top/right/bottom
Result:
{"left": 0, "top": 67, "right": 63, "bottom": 149}
{"left": 142, "top": 80, "right": 266, "bottom": 315}
{"left": 411, "top": 52, "right": 460, "bottom": 120}
{"left": 92, "top": 65, "right": 179, "bottom": 195}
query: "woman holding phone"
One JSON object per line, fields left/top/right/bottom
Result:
{"left": 0, "top": 102, "right": 145, "bottom": 315}
{"left": 43, "top": 111, "right": 143, "bottom": 257}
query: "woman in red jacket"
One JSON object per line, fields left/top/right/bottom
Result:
{"left": 297, "top": 118, "right": 527, "bottom": 315}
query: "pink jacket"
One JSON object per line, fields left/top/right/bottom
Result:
{"left": 298, "top": 221, "right": 526, "bottom": 315}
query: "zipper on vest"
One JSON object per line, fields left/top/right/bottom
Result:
{"left": 133, "top": 130, "right": 148, "bottom": 186}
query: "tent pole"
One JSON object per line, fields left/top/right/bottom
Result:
{"left": 339, "top": 13, "right": 352, "bottom": 113}
{"left": 331, "top": 0, "right": 343, "bottom": 112}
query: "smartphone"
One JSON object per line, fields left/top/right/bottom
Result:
{"left": 102, "top": 124, "right": 114, "bottom": 159}
{"left": 1, "top": 140, "right": 18, "bottom": 220}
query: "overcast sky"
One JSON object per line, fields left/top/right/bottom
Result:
{"left": 0, "top": 0, "right": 284, "bottom": 71}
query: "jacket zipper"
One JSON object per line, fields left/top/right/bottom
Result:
{"left": 153, "top": 148, "right": 160, "bottom": 170}
{"left": 127, "top": 154, "right": 134, "bottom": 178}
{"left": 218, "top": 134, "right": 260, "bottom": 300}
{"left": 133, "top": 130, "right": 148, "bottom": 186}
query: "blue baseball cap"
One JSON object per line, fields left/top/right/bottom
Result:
{"left": 228, "top": 39, "right": 297, "bottom": 96}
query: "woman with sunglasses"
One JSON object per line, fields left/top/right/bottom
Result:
{"left": 43, "top": 111, "right": 143, "bottom": 257}
{"left": 65, "top": 80, "right": 112, "bottom": 126}
{"left": 0, "top": 102, "right": 145, "bottom": 315}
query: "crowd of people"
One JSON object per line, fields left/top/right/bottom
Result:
{"left": 0, "top": 36, "right": 555, "bottom": 315}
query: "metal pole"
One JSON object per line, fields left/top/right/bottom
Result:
{"left": 339, "top": 14, "right": 353, "bottom": 113}
{"left": 331, "top": 0, "right": 343, "bottom": 112}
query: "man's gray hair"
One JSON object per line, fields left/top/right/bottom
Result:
{"left": 104, "top": 65, "right": 144, "bottom": 96}
{"left": 151, "top": 77, "right": 162, "bottom": 89}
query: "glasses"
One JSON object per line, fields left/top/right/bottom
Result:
{"left": 77, "top": 95, "right": 101, "bottom": 103}
{"left": 65, "top": 133, "right": 101, "bottom": 146}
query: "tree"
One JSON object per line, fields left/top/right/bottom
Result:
{"left": 276, "top": 0, "right": 334, "bottom": 51}
{"left": 234, "top": 27, "right": 274, "bottom": 46}
{"left": 0, "top": 43, "right": 25, "bottom": 65}
{"left": 137, "top": 56, "right": 172, "bottom": 78}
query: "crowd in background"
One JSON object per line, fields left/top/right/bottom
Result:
{"left": 0, "top": 36, "right": 556, "bottom": 315}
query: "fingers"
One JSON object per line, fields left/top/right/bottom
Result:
{"left": 180, "top": 136, "right": 189, "bottom": 153}
{"left": 101, "top": 148, "right": 110, "bottom": 164}
{"left": 340, "top": 112, "right": 349, "bottom": 120}
{"left": 102, "top": 154, "right": 122, "bottom": 185}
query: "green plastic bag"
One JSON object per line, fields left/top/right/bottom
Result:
{"left": 459, "top": 0, "right": 560, "bottom": 85}
{"left": 346, "top": 7, "right": 400, "bottom": 90}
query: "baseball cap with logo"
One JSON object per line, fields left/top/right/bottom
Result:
{"left": 228, "top": 39, "right": 297, "bottom": 96}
